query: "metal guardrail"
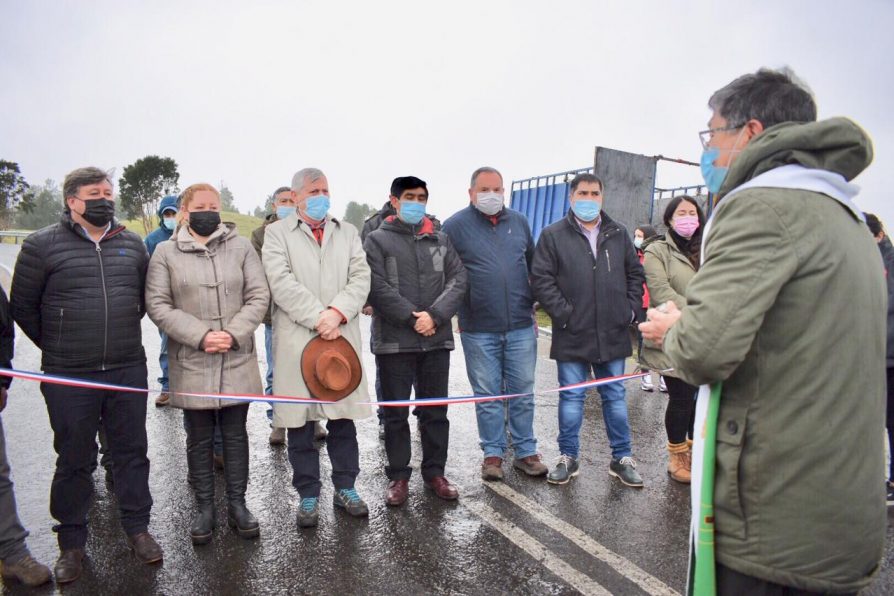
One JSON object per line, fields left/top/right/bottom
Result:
{"left": 0, "top": 230, "right": 31, "bottom": 244}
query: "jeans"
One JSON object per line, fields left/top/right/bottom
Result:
{"left": 377, "top": 350, "right": 450, "bottom": 481}
{"left": 557, "top": 358, "right": 632, "bottom": 460}
{"left": 42, "top": 363, "right": 153, "bottom": 549}
{"left": 0, "top": 415, "right": 30, "bottom": 563}
{"left": 265, "top": 324, "right": 274, "bottom": 422}
{"left": 461, "top": 325, "right": 537, "bottom": 459}
{"left": 287, "top": 419, "right": 359, "bottom": 498}
{"left": 158, "top": 328, "right": 169, "bottom": 392}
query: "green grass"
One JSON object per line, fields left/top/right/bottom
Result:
{"left": 121, "top": 211, "right": 263, "bottom": 239}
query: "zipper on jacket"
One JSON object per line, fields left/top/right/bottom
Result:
{"left": 605, "top": 249, "right": 611, "bottom": 273}
{"left": 96, "top": 245, "right": 109, "bottom": 370}
{"left": 57, "top": 308, "right": 64, "bottom": 347}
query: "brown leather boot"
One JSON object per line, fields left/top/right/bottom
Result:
{"left": 1, "top": 553, "right": 52, "bottom": 586}
{"left": 667, "top": 441, "right": 691, "bottom": 483}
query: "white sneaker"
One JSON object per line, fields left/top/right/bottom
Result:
{"left": 641, "top": 375, "right": 654, "bottom": 392}
{"left": 659, "top": 376, "right": 668, "bottom": 393}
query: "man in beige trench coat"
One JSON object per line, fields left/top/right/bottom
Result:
{"left": 262, "top": 167, "right": 372, "bottom": 529}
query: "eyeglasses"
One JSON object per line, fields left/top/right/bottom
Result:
{"left": 699, "top": 124, "right": 743, "bottom": 149}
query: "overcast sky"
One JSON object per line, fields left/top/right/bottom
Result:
{"left": 2, "top": 1, "right": 891, "bottom": 225}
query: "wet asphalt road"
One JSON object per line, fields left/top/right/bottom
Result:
{"left": 0, "top": 242, "right": 893, "bottom": 595}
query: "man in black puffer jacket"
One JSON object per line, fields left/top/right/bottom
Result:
{"left": 10, "top": 166, "right": 161, "bottom": 584}
{"left": 364, "top": 176, "right": 467, "bottom": 506}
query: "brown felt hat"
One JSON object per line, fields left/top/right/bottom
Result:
{"left": 301, "top": 336, "right": 362, "bottom": 401}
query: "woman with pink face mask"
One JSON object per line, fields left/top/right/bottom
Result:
{"left": 638, "top": 195, "right": 705, "bottom": 483}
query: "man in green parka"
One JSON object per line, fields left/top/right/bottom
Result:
{"left": 641, "top": 68, "right": 885, "bottom": 594}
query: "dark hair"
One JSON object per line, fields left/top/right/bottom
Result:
{"left": 636, "top": 224, "right": 658, "bottom": 240}
{"left": 865, "top": 212, "right": 884, "bottom": 237}
{"left": 63, "top": 166, "right": 113, "bottom": 200}
{"left": 709, "top": 67, "right": 817, "bottom": 129}
{"left": 272, "top": 186, "right": 291, "bottom": 196}
{"left": 570, "top": 173, "right": 604, "bottom": 194}
{"left": 390, "top": 176, "right": 428, "bottom": 199}
{"left": 663, "top": 195, "right": 705, "bottom": 228}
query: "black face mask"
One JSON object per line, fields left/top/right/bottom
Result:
{"left": 188, "top": 210, "right": 221, "bottom": 236}
{"left": 80, "top": 198, "right": 115, "bottom": 227}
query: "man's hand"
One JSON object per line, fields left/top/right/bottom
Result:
{"left": 638, "top": 301, "right": 682, "bottom": 348}
{"left": 202, "top": 331, "right": 233, "bottom": 353}
{"left": 361, "top": 306, "right": 373, "bottom": 316}
{"left": 316, "top": 308, "right": 343, "bottom": 339}
{"left": 0, "top": 387, "right": 7, "bottom": 412}
{"left": 413, "top": 311, "right": 436, "bottom": 336}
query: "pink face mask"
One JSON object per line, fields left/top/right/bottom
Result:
{"left": 672, "top": 215, "right": 700, "bottom": 238}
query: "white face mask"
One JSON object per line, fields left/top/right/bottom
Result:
{"left": 475, "top": 192, "right": 504, "bottom": 216}
{"left": 634, "top": 237, "right": 643, "bottom": 249}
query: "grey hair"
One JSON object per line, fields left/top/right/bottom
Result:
{"left": 62, "top": 166, "right": 113, "bottom": 199}
{"left": 470, "top": 166, "right": 503, "bottom": 189}
{"left": 272, "top": 186, "right": 291, "bottom": 196}
{"left": 291, "top": 168, "right": 326, "bottom": 191}
{"left": 708, "top": 67, "right": 817, "bottom": 130}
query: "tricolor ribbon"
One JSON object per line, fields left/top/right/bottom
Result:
{"left": 0, "top": 367, "right": 650, "bottom": 407}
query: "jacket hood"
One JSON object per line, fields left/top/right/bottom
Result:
{"left": 381, "top": 215, "right": 436, "bottom": 236}
{"left": 157, "top": 195, "right": 179, "bottom": 218}
{"left": 718, "top": 117, "right": 873, "bottom": 199}
{"left": 264, "top": 212, "right": 278, "bottom": 224}
{"left": 175, "top": 221, "right": 239, "bottom": 252}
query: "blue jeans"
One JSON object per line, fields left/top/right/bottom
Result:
{"left": 265, "top": 324, "right": 274, "bottom": 422}
{"left": 556, "top": 358, "right": 631, "bottom": 459}
{"left": 461, "top": 325, "right": 537, "bottom": 459}
{"left": 158, "top": 328, "right": 169, "bottom": 392}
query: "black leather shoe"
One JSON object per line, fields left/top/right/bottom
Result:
{"left": 53, "top": 549, "right": 85, "bottom": 584}
{"left": 126, "top": 532, "right": 163, "bottom": 564}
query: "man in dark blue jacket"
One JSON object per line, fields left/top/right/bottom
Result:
{"left": 144, "top": 194, "right": 178, "bottom": 406}
{"left": 531, "top": 173, "right": 645, "bottom": 488}
{"left": 11, "top": 167, "right": 162, "bottom": 583}
{"left": 442, "top": 167, "right": 547, "bottom": 481}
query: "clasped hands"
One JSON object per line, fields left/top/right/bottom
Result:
{"left": 413, "top": 311, "right": 436, "bottom": 336}
{"left": 638, "top": 301, "right": 682, "bottom": 348}
{"left": 202, "top": 331, "right": 234, "bottom": 353}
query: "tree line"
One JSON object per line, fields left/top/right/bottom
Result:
{"left": 1, "top": 157, "right": 379, "bottom": 234}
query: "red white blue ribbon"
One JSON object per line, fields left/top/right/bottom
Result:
{"left": 0, "top": 367, "right": 649, "bottom": 407}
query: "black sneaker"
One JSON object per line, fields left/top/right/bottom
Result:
{"left": 547, "top": 454, "right": 580, "bottom": 485}
{"left": 609, "top": 456, "right": 644, "bottom": 488}
{"left": 886, "top": 482, "right": 894, "bottom": 507}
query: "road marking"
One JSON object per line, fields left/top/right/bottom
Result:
{"left": 462, "top": 498, "right": 612, "bottom": 596}
{"left": 485, "top": 482, "right": 681, "bottom": 596}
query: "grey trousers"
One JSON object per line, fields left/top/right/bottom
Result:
{"left": 0, "top": 415, "right": 30, "bottom": 563}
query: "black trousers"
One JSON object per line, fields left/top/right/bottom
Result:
{"left": 41, "top": 363, "right": 152, "bottom": 550}
{"left": 717, "top": 563, "right": 856, "bottom": 596}
{"left": 288, "top": 419, "right": 359, "bottom": 498}
{"left": 377, "top": 350, "right": 450, "bottom": 482}
{"left": 663, "top": 375, "right": 697, "bottom": 444}
{"left": 886, "top": 367, "right": 894, "bottom": 481}
{"left": 183, "top": 404, "right": 249, "bottom": 497}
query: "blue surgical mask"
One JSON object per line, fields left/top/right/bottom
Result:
{"left": 572, "top": 200, "right": 601, "bottom": 222}
{"left": 399, "top": 201, "right": 426, "bottom": 225}
{"left": 700, "top": 147, "right": 728, "bottom": 195}
{"left": 276, "top": 205, "right": 296, "bottom": 220}
{"left": 162, "top": 217, "right": 176, "bottom": 231}
{"left": 303, "top": 195, "right": 330, "bottom": 221}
